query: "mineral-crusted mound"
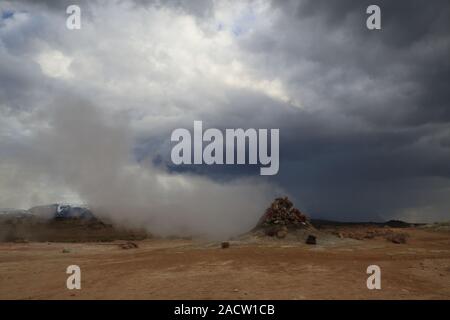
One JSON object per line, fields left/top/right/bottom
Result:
{"left": 251, "top": 197, "right": 316, "bottom": 240}
{"left": 254, "top": 197, "right": 310, "bottom": 229}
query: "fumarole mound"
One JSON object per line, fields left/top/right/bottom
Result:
{"left": 252, "top": 197, "right": 315, "bottom": 240}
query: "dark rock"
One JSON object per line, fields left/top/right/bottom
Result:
{"left": 119, "top": 242, "right": 139, "bottom": 249}
{"left": 306, "top": 235, "right": 317, "bottom": 245}
{"left": 221, "top": 242, "right": 230, "bottom": 249}
{"left": 386, "top": 233, "right": 407, "bottom": 244}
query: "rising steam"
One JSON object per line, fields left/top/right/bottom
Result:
{"left": 1, "top": 97, "right": 280, "bottom": 238}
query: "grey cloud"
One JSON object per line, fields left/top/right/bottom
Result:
{"left": 13, "top": 0, "right": 214, "bottom": 18}
{"left": 0, "top": 0, "right": 449, "bottom": 225}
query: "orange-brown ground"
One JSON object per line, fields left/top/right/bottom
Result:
{"left": 0, "top": 228, "right": 449, "bottom": 300}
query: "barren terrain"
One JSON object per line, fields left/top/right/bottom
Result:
{"left": 0, "top": 227, "right": 449, "bottom": 299}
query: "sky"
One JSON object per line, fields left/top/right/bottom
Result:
{"left": 0, "top": 0, "right": 449, "bottom": 233}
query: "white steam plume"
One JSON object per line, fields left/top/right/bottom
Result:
{"left": 1, "top": 98, "right": 280, "bottom": 238}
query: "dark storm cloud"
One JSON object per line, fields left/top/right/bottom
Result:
{"left": 143, "top": 0, "right": 450, "bottom": 221}
{"left": 270, "top": 0, "right": 450, "bottom": 125}
{"left": 294, "top": 0, "right": 450, "bottom": 47}
{"left": 153, "top": 87, "right": 449, "bottom": 220}
{"left": 240, "top": 0, "right": 450, "bottom": 220}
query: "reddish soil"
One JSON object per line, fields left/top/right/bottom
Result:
{"left": 0, "top": 227, "right": 449, "bottom": 299}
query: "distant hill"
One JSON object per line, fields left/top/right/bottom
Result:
{"left": 311, "top": 219, "right": 425, "bottom": 229}
{"left": 28, "top": 204, "right": 94, "bottom": 220}
{"left": 0, "top": 204, "right": 150, "bottom": 242}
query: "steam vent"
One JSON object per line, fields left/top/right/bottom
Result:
{"left": 253, "top": 197, "right": 314, "bottom": 239}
